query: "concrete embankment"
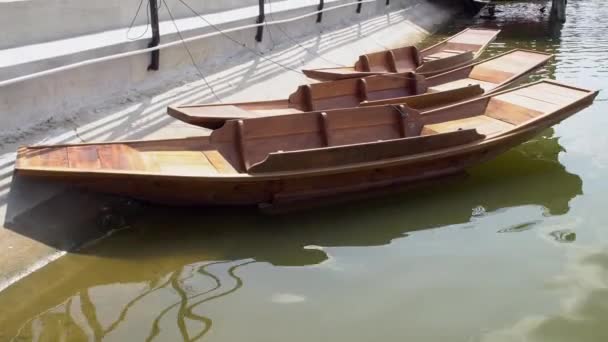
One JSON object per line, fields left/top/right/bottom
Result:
{"left": 0, "top": 0, "right": 461, "bottom": 291}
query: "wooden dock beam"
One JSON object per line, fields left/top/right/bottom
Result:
{"left": 551, "top": 0, "right": 567, "bottom": 22}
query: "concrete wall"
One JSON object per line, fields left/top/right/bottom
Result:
{"left": 0, "top": 0, "right": 455, "bottom": 139}
{"left": 0, "top": 0, "right": 398, "bottom": 49}
{"left": 0, "top": 0, "right": 260, "bottom": 49}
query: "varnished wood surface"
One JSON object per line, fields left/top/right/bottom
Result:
{"left": 426, "top": 49, "right": 553, "bottom": 93}
{"left": 302, "top": 28, "right": 500, "bottom": 81}
{"left": 168, "top": 49, "right": 551, "bottom": 129}
{"left": 420, "top": 28, "right": 501, "bottom": 58}
{"left": 16, "top": 80, "right": 598, "bottom": 207}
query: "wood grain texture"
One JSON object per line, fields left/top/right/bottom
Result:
{"left": 15, "top": 80, "right": 598, "bottom": 207}
{"left": 248, "top": 129, "right": 485, "bottom": 173}
{"left": 169, "top": 49, "right": 551, "bottom": 129}
{"left": 303, "top": 28, "right": 500, "bottom": 81}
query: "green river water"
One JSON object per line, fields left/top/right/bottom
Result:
{"left": 1, "top": 1, "right": 608, "bottom": 341}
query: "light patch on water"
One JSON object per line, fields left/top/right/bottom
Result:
{"left": 481, "top": 243, "right": 608, "bottom": 342}
{"left": 304, "top": 245, "right": 346, "bottom": 271}
{"left": 303, "top": 245, "right": 324, "bottom": 251}
{"left": 271, "top": 293, "right": 306, "bottom": 304}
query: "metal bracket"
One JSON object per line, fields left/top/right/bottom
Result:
{"left": 148, "top": 0, "right": 160, "bottom": 71}
{"left": 255, "top": 0, "right": 265, "bottom": 42}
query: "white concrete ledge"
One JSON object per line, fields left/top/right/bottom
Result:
{"left": 0, "top": 0, "right": 379, "bottom": 80}
{"left": 0, "top": 0, "right": 260, "bottom": 49}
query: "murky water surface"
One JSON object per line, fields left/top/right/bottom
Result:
{"left": 2, "top": 1, "right": 608, "bottom": 341}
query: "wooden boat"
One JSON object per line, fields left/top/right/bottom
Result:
{"left": 302, "top": 28, "right": 501, "bottom": 81}
{"left": 16, "top": 80, "right": 598, "bottom": 208}
{"left": 168, "top": 49, "right": 552, "bottom": 129}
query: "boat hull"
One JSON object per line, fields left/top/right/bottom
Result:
{"left": 14, "top": 123, "right": 544, "bottom": 207}
{"left": 16, "top": 80, "right": 597, "bottom": 208}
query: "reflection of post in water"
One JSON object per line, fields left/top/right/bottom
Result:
{"left": 8, "top": 260, "right": 256, "bottom": 341}
{"left": 146, "top": 260, "right": 256, "bottom": 342}
{"left": 146, "top": 262, "right": 223, "bottom": 342}
{"left": 550, "top": 0, "right": 567, "bottom": 22}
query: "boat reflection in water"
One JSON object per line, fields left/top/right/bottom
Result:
{"left": 0, "top": 127, "right": 583, "bottom": 341}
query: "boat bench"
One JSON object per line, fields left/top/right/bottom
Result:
{"left": 246, "top": 129, "right": 484, "bottom": 173}
{"left": 289, "top": 72, "right": 425, "bottom": 111}
{"left": 355, "top": 46, "right": 421, "bottom": 73}
{"left": 210, "top": 104, "right": 485, "bottom": 173}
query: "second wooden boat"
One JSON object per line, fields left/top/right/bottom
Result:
{"left": 16, "top": 80, "right": 598, "bottom": 208}
{"left": 302, "top": 28, "right": 501, "bottom": 81}
{"left": 168, "top": 49, "right": 552, "bottom": 129}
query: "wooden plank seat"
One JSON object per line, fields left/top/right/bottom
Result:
{"left": 208, "top": 104, "right": 485, "bottom": 173}
{"left": 356, "top": 46, "right": 421, "bottom": 73}
{"left": 288, "top": 72, "right": 424, "bottom": 111}
{"left": 248, "top": 129, "right": 485, "bottom": 173}
{"left": 211, "top": 105, "right": 428, "bottom": 172}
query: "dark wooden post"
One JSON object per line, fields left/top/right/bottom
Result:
{"left": 317, "top": 0, "right": 325, "bottom": 23}
{"left": 462, "top": 0, "right": 481, "bottom": 16}
{"left": 148, "top": 0, "right": 160, "bottom": 70}
{"left": 551, "top": 0, "right": 567, "bottom": 22}
{"left": 356, "top": 0, "right": 362, "bottom": 13}
{"left": 255, "top": 0, "right": 265, "bottom": 42}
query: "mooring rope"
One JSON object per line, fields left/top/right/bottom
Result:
{"left": 0, "top": 0, "right": 378, "bottom": 88}
{"left": 162, "top": 0, "right": 223, "bottom": 102}
{"left": 175, "top": 0, "right": 307, "bottom": 75}
{"left": 266, "top": 0, "right": 348, "bottom": 67}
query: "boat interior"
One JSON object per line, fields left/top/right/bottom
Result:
{"left": 302, "top": 28, "right": 501, "bottom": 80}
{"left": 420, "top": 27, "right": 501, "bottom": 60}
{"left": 425, "top": 49, "right": 551, "bottom": 93}
{"left": 303, "top": 46, "right": 421, "bottom": 79}
{"left": 168, "top": 49, "right": 553, "bottom": 127}
{"left": 18, "top": 81, "right": 596, "bottom": 177}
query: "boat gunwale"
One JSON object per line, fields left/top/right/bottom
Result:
{"left": 362, "top": 48, "right": 549, "bottom": 108}
{"left": 419, "top": 27, "right": 501, "bottom": 57}
{"left": 168, "top": 48, "right": 552, "bottom": 117}
{"left": 425, "top": 48, "right": 554, "bottom": 83}
{"left": 414, "top": 51, "right": 476, "bottom": 77}
{"left": 16, "top": 80, "right": 598, "bottom": 182}
{"left": 301, "top": 27, "right": 502, "bottom": 81}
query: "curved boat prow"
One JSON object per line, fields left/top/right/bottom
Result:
{"left": 167, "top": 49, "right": 551, "bottom": 129}
{"left": 16, "top": 80, "right": 598, "bottom": 207}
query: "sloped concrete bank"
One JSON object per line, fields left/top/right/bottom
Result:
{"left": 0, "top": 0, "right": 461, "bottom": 291}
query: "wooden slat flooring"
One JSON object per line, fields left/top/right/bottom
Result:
{"left": 67, "top": 146, "right": 101, "bottom": 169}
{"left": 429, "top": 78, "right": 496, "bottom": 93}
{"left": 485, "top": 99, "right": 544, "bottom": 125}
